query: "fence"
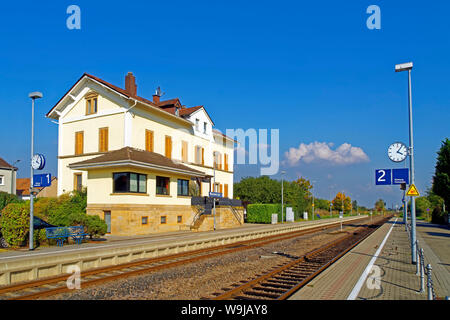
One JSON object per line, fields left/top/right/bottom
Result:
{"left": 405, "top": 222, "right": 436, "bottom": 300}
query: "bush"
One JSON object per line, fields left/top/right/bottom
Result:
{"left": 0, "top": 203, "right": 29, "bottom": 247}
{"left": 0, "top": 192, "right": 22, "bottom": 212}
{"left": 84, "top": 215, "right": 107, "bottom": 238}
{"left": 247, "top": 204, "right": 282, "bottom": 224}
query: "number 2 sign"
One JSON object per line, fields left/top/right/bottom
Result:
{"left": 375, "top": 169, "right": 392, "bottom": 185}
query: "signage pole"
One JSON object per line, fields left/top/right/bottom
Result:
{"left": 404, "top": 189, "right": 408, "bottom": 230}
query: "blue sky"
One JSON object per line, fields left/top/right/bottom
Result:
{"left": 0, "top": 1, "right": 448, "bottom": 208}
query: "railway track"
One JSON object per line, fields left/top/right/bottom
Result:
{"left": 0, "top": 216, "right": 374, "bottom": 300}
{"left": 210, "top": 216, "right": 392, "bottom": 300}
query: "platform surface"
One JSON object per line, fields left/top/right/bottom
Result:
{"left": 289, "top": 218, "right": 450, "bottom": 300}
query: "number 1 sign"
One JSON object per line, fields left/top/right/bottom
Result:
{"left": 375, "top": 169, "right": 392, "bottom": 185}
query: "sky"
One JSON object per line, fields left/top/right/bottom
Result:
{"left": 0, "top": 1, "right": 449, "bottom": 208}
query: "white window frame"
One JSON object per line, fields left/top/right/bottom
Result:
{"left": 0, "top": 175, "right": 4, "bottom": 185}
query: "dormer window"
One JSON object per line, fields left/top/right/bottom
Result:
{"left": 85, "top": 93, "right": 98, "bottom": 115}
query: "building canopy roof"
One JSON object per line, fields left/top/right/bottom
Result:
{"left": 69, "top": 147, "right": 206, "bottom": 177}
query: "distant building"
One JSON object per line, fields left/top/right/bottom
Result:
{"left": 16, "top": 177, "right": 58, "bottom": 200}
{"left": 0, "top": 157, "right": 17, "bottom": 195}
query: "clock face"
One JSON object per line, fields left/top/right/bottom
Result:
{"left": 388, "top": 142, "right": 408, "bottom": 162}
{"left": 32, "top": 154, "right": 45, "bottom": 170}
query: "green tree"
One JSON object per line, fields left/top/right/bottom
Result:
{"left": 415, "top": 196, "right": 431, "bottom": 218}
{"left": 234, "top": 176, "right": 281, "bottom": 204}
{"left": 432, "top": 138, "right": 450, "bottom": 211}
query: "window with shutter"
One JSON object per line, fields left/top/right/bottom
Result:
{"left": 182, "top": 141, "right": 188, "bottom": 162}
{"left": 165, "top": 136, "right": 172, "bottom": 158}
{"left": 99, "top": 127, "right": 108, "bottom": 152}
{"left": 145, "top": 130, "right": 154, "bottom": 152}
{"left": 75, "top": 131, "right": 84, "bottom": 155}
{"left": 224, "top": 154, "right": 229, "bottom": 171}
{"left": 201, "top": 147, "right": 204, "bottom": 165}
{"left": 74, "top": 173, "right": 82, "bottom": 192}
{"left": 224, "top": 184, "right": 229, "bottom": 198}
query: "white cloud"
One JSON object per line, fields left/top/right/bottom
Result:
{"left": 284, "top": 141, "right": 370, "bottom": 166}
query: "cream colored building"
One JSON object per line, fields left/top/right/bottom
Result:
{"left": 47, "top": 73, "right": 241, "bottom": 235}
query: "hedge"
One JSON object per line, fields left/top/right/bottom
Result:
{"left": 247, "top": 204, "right": 283, "bottom": 223}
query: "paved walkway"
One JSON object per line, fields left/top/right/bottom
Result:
{"left": 289, "top": 218, "right": 450, "bottom": 300}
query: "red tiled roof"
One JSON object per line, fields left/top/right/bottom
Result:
{"left": 16, "top": 178, "right": 33, "bottom": 196}
{"left": 47, "top": 73, "right": 209, "bottom": 124}
{"left": 69, "top": 147, "right": 205, "bottom": 177}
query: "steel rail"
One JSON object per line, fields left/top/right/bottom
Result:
{"left": 212, "top": 216, "right": 392, "bottom": 300}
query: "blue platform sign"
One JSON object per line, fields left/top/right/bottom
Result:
{"left": 375, "top": 169, "right": 392, "bottom": 185}
{"left": 209, "top": 192, "right": 223, "bottom": 198}
{"left": 392, "top": 168, "right": 409, "bottom": 185}
{"left": 33, "top": 173, "right": 52, "bottom": 188}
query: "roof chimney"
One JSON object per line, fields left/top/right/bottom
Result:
{"left": 153, "top": 86, "right": 162, "bottom": 104}
{"left": 125, "top": 72, "right": 137, "bottom": 97}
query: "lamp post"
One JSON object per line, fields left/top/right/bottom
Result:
{"left": 395, "top": 61, "right": 417, "bottom": 264}
{"left": 29, "top": 92, "right": 43, "bottom": 251}
{"left": 10, "top": 160, "right": 20, "bottom": 195}
{"left": 281, "top": 171, "right": 286, "bottom": 223}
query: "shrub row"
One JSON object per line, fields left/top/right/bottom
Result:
{"left": 0, "top": 191, "right": 107, "bottom": 248}
{"left": 247, "top": 204, "right": 284, "bottom": 223}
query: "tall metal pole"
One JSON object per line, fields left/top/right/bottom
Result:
{"left": 281, "top": 176, "right": 284, "bottom": 223}
{"left": 403, "top": 189, "right": 408, "bottom": 230}
{"left": 213, "top": 166, "right": 216, "bottom": 230}
{"left": 407, "top": 68, "right": 417, "bottom": 264}
{"left": 29, "top": 98, "right": 35, "bottom": 251}
{"left": 28, "top": 92, "right": 42, "bottom": 250}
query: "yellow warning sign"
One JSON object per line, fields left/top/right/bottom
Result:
{"left": 406, "top": 184, "right": 420, "bottom": 197}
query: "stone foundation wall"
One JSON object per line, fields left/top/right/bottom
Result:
{"left": 87, "top": 204, "right": 244, "bottom": 236}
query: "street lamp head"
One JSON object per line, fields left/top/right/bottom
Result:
{"left": 395, "top": 62, "right": 413, "bottom": 72}
{"left": 29, "top": 92, "right": 43, "bottom": 99}
{"left": 281, "top": 171, "right": 286, "bottom": 175}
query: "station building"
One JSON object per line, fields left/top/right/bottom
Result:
{"left": 47, "top": 72, "right": 243, "bottom": 235}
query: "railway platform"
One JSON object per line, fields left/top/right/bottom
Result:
{"left": 289, "top": 217, "right": 450, "bottom": 300}
{"left": 0, "top": 216, "right": 367, "bottom": 286}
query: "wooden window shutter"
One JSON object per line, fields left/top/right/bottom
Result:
{"left": 219, "top": 184, "right": 223, "bottom": 194}
{"left": 99, "top": 128, "right": 108, "bottom": 152}
{"left": 224, "top": 184, "right": 228, "bottom": 198}
{"left": 224, "top": 154, "right": 228, "bottom": 171}
{"left": 146, "top": 130, "right": 154, "bottom": 152}
{"left": 165, "top": 136, "right": 172, "bottom": 158}
{"left": 201, "top": 148, "right": 204, "bottom": 165}
{"left": 75, "top": 131, "right": 84, "bottom": 155}
{"left": 182, "top": 141, "right": 188, "bottom": 162}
